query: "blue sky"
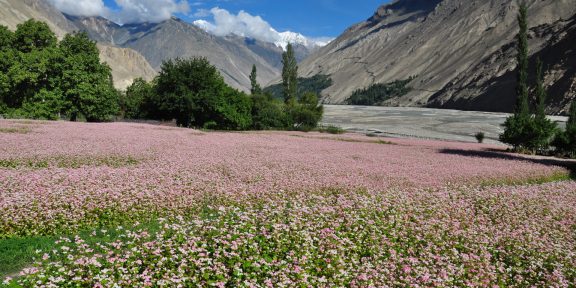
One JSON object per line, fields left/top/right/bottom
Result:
{"left": 101, "top": 0, "right": 389, "bottom": 38}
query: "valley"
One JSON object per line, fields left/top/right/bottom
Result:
{"left": 1, "top": 0, "right": 576, "bottom": 286}
{"left": 322, "top": 105, "right": 568, "bottom": 144}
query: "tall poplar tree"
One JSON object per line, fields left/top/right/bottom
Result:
{"left": 500, "top": 2, "right": 532, "bottom": 149}
{"left": 282, "top": 43, "right": 298, "bottom": 104}
{"left": 530, "top": 58, "right": 556, "bottom": 151}
{"left": 249, "top": 64, "right": 261, "bottom": 95}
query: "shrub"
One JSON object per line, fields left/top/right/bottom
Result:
{"left": 318, "top": 125, "right": 345, "bottom": 134}
{"left": 475, "top": 132, "right": 485, "bottom": 143}
{"left": 251, "top": 93, "right": 288, "bottom": 130}
{"left": 288, "top": 92, "right": 323, "bottom": 131}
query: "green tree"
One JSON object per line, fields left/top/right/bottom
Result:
{"left": 154, "top": 57, "right": 223, "bottom": 127}
{"left": 516, "top": 3, "right": 530, "bottom": 117}
{"left": 0, "top": 26, "right": 15, "bottom": 112}
{"left": 59, "top": 32, "right": 118, "bottom": 122}
{"left": 20, "top": 89, "right": 63, "bottom": 120}
{"left": 288, "top": 92, "right": 324, "bottom": 131}
{"left": 0, "top": 25, "right": 14, "bottom": 51}
{"left": 249, "top": 64, "right": 261, "bottom": 95}
{"left": 500, "top": 2, "right": 533, "bottom": 150}
{"left": 553, "top": 101, "right": 576, "bottom": 156}
{"left": 251, "top": 92, "right": 288, "bottom": 130}
{"left": 13, "top": 20, "right": 57, "bottom": 53}
{"left": 153, "top": 57, "right": 252, "bottom": 129}
{"left": 4, "top": 47, "right": 62, "bottom": 111}
{"left": 281, "top": 43, "right": 298, "bottom": 104}
{"left": 529, "top": 58, "right": 557, "bottom": 151}
{"left": 207, "top": 86, "right": 253, "bottom": 130}
{"left": 122, "top": 78, "right": 153, "bottom": 119}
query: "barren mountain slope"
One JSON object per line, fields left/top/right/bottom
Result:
{"left": 97, "top": 44, "right": 157, "bottom": 90}
{"left": 300, "top": 0, "right": 576, "bottom": 113}
{"left": 428, "top": 15, "right": 576, "bottom": 114}
{"left": 0, "top": 0, "right": 157, "bottom": 90}
{"left": 0, "top": 0, "right": 76, "bottom": 37}
{"left": 69, "top": 16, "right": 284, "bottom": 91}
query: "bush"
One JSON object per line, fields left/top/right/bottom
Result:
{"left": 475, "top": 132, "right": 485, "bottom": 143}
{"left": 251, "top": 93, "right": 289, "bottom": 130}
{"left": 552, "top": 101, "right": 576, "bottom": 157}
{"left": 288, "top": 92, "right": 323, "bottom": 131}
{"left": 318, "top": 125, "right": 345, "bottom": 134}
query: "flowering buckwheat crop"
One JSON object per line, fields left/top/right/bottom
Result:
{"left": 1, "top": 120, "right": 574, "bottom": 286}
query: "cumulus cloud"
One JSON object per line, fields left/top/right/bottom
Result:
{"left": 113, "top": 0, "right": 191, "bottom": 24}
{"left": 49, "top": 0, "right": 190, "bottom": 24}
{"left": 48, "top": 0, "right": 108, "bottom": 17}
{"left": 193, "top": 8, "right": 280, "bottom": 43}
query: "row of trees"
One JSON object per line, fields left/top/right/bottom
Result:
{"left": 0, "top": 20, "right": 118, "bottom": 122}
{"left": 500, "top": 3, "right": 576, "bottom": 157}
{"left": 0, "top": 20, "right": 323, "bottom": 130}
{"left": 262, "top": 74, "right": 332, "bottom": 101}
{"left": 122, "top": 43, "right": 323, "bottom": 130}
{"left": 346, "top": 78, "right": 413, "bottom": 106}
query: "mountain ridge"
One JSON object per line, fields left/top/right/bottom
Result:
{"left": 299, "top": 0, "right": 576, "bottom": 114}
{"left": 0, "top": 0, "right": 156, "bottom": 90}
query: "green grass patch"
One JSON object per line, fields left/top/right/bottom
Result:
{"left": 477, "top": 171, "right": 572, "bottom": 188}
{"left": 332, "top": 138, "right": 395, "bottom": 145}
{"left": 289, "top": 134, "right": 395, "bottom": 145}
{"left": 0, "top": 235, "right": 56, "bottom": 279}
{"left": 0, "top": 219, "right": 163, "bottom": 279}
{"left": 0, "top": 155, "right": 140, "bottom": 169}
{"left": 0, "top": 127, "right": 31, "bottom": 134}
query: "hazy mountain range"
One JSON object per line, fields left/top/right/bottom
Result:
{"left": 1, "top": 0, "right": 575, "bottom": 114}
{"left": 300, "top": 0, "right": 576, "bottom": 114}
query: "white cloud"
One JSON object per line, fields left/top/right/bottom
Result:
{"left": 48, "top": 0, "right": 108, "bottom": 17}
{"left": 193, "top": 8, "right": 333, "bottom": 48}
{"left": 194, "top": 8, "right": 279, "bottom": 43}
{"left": 113, "top": 0, "right": 191, "bottom": 24}
{"left": 49, "top": 0, "right": 190, "bottom": 24}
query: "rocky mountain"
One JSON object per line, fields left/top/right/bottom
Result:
{"left": 97, "top": 44, "right": 158, "bottom": 90}
{"left": 299, "top": 0, "right": 576, "bottom": 114}
{"left": 0, "top": 0, "right": 76, "bottom": 38}
{"left": 67, "top": 15, "right": 316, "bottom": 92}
{"left": 1, "top": 0, "right": 300, "bottom": 92}
{"left": 0, "top": 0, "right": 156, "bottom": 90}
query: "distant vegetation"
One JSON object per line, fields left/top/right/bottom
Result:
{"left": 124, "top": 43, "right": 323, "bottom": 131}
{"left": 345, "top": 78, "right": 414, "bottom": 106}
{"left": 263, "top": 74, "right": 332, "bottom": 101}
{"left": 0, "top": 20, "right": 119, "bottom": 122}
{"left": 0, "top": 20, "right": 323, "bottom": 131}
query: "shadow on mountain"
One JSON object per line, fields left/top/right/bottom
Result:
{"left": 439, "top": 148, "right": 576, "bottom": 180}
{"left": 335, "top": 0, "right": 442, "bottom": 54}
{"left": 428, "top": 15, "right": 576, "bottom": 114}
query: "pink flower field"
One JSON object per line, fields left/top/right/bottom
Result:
{"left": 1, "top": 120, "right": 575, "bottom": 287}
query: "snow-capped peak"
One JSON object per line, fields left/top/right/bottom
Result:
{"left": 274, "top": 31, "right": 334, "bottom": 50}
{"left": 275, "top": 31, "right": 310, "bottom": 49}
